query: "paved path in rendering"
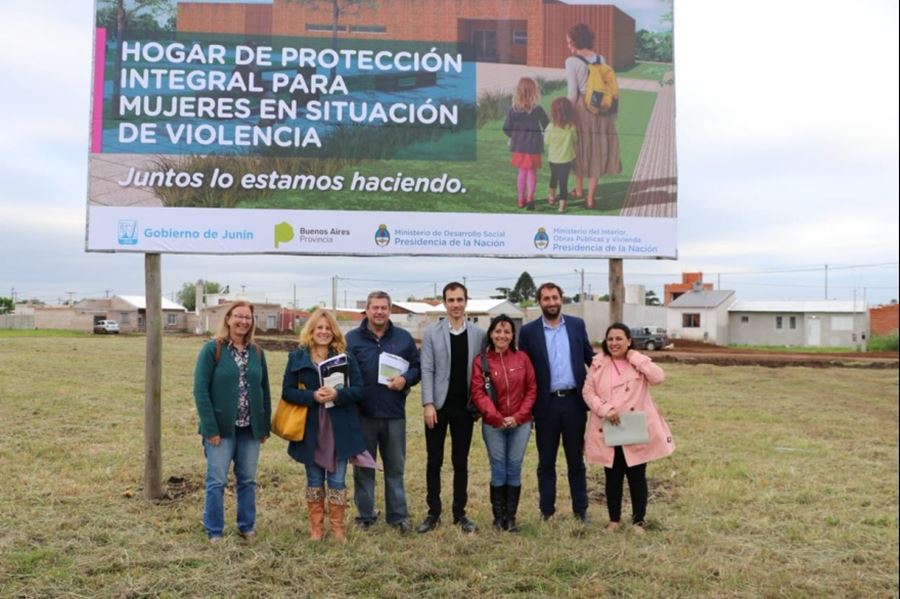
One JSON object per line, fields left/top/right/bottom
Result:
{"left": 619, "top": 71, "right": 677, "bottom": 218}
{"left": 90, "top": 154, "right": 163, "bottom": 207}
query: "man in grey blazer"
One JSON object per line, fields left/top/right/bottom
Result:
{"left": 417, "top": 282, "right": 486, "bottom": 533}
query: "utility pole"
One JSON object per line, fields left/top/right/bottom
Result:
{"left": 862, "top": 287, "right": 868, "bottom": 352}
{"left": 331, "top": 276, "right": 338, "bottom": 317}
{"left": 824, "top": 264, "right": 828, "bottom": 299}
{"left": 574, "top": 269, "right": 585, "bottom": 301}
{"left": 609, "top": 260, "right": 624, "bottom": 323}
{"left": 10, "top": 287, "right": 16, "bottom": 303}
{"left": 292, "top": 284, "right": 297, "bottom": 309}
{"left": 66, "top": 291, "right": 76, "bottom": 305}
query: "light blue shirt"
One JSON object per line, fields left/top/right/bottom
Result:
{"left": 542, "top": 316, "right": 576, "bottom": 392}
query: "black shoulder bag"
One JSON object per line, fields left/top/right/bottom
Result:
{"left": 467, "top": 350, "right": 496, "bottom": 421}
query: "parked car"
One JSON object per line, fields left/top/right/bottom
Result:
{"left": 631, "top": 326, "right": 669, "bottom": 351}
{"left": 94, "top": 320, "right": 120, "bottom": 334}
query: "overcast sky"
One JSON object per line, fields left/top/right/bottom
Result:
{"left": 1, "top": 0, "right": 897, "bottom": 308}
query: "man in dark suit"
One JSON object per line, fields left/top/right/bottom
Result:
{"left": 518, "top": 282, "right": 595, "bottom": 521}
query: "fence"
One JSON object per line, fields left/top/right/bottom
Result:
{"left": 0, "top": 314, "right": 35, "bottom": 329}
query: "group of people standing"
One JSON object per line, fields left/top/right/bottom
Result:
{"left": 503, "top": 23, "right": 622, "bottom": 213}
{"left": 193, "top": 281, "right": 675, "bottom": 543}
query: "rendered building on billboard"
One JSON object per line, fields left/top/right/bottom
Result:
{"left": 177, "top": 0, "right": 636, "bottom": 69}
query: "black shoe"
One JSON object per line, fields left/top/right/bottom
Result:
{"left": 355, "top": 519, "right": 375, "bottom": 531}
{"left": 392, "top": 520, "right": 412, "bottom": 535}
{"left": 454, "top": 515, "right": 477, "bottom": 534}
{"left": 540, "top": 512, "right": 553, "bottom": 521}
{"left": 355, "top": 509, "right": 380, "bottom": 531}
{"left": 575, "top": 511, "right": 589, "bottom": 523}
{"left": 417, "top": 514, "right": 440, "bottom": 534}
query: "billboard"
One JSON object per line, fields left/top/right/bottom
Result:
{"left": 87, "top": 0, "right": 676, "bottom": 258}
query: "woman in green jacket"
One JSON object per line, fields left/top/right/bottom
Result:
{"left": 193, "top": 301, "right": 271, "bottom": 543}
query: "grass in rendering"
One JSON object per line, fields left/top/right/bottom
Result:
{"left": 240, "top": 88, "right": 657, "bottom": 216}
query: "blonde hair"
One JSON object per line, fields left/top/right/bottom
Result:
{"left": 513, "top": 77, "right": 540, "bottom": 112}
{"left": 214, "top": 301, "right": 256, "bottom": 345}
{"left": 299, "top": 309, "right": 346, "bottom": 354}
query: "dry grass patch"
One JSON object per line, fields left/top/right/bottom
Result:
{"left": 0, "top": 337, "right": 897, "bottom": 597}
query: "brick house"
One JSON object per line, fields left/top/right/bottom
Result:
{"left": 176, "top": 0, "right": 636, "bottom": 69}
{"left": 869, "top": 303, "right": 899, "bottom": 336}
{"left": 664, "top": 272, "right": 714, "bottom": 305}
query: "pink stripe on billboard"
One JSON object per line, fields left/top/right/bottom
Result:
{"left": 91, "top": 27, "right": 107, "bottom": 153}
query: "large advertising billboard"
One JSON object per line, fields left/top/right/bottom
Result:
{"left": 87, "top": 0, "right": 676, "bottom": 258}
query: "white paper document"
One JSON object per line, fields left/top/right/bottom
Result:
{"left": 603, "top": 411, "right": 649, "bottom": 446}
{"left": 319, "top": 353, "right": 348, "bottom": 408}
{"left": 378, "top": 352, "right": 409, "bottom": 385}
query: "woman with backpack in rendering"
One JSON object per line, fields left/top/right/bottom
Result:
{"left": 503, "top": 76, "right": 549, "bottom": 211}
{"left": 193, "top": 301, "right": 271, "bottom": 544}
{"left": 565, "top": 23, "right": 622, "bottom": 209}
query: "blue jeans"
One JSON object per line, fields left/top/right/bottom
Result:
{"left": 482, "top": 421, "right": 532, "bottom": 486}
{"left": 203, "top": 426, "right": 260, "bottom": 538}
{"left": 305, "top": 459, "right": 348, "bottom": 490}
{"left": 354, "top": 415, "right": 408, "bottom": 525}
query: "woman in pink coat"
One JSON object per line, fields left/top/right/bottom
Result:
{"left": 582, "top": 323, "right": 675, "bottom": 532}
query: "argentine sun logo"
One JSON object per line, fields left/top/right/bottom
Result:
{"left": 374, "top": 224, "right": 391, "bottom": 247}
{"left": 534, "top": 227, "right": 550, "bottom": 250}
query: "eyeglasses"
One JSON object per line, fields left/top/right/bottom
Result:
{"left": 231, "top": 315, "right": 254, "bottom": 321}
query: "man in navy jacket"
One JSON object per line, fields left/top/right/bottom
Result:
{"left": 518, "top": 282, "right": 595, "bottom": 521}
{"left": 347, "top": 290, "right": 421, "bottom": 533}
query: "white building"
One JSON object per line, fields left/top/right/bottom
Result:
{"left": 666, "top": 290, "right": 737, "bottom": 344}
{"left": 728, "top": 301, "right": 869, "bottom": 348}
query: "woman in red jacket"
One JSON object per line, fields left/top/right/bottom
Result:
{"left": 471, "top": 315, "right": 537, "bottom": 532}
{"left": 582, "top": 323, "right": 675, "bottom": 533}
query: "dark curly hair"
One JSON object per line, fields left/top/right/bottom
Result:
{"left": 567, "top": 23, "right": 595, "bottom": 50}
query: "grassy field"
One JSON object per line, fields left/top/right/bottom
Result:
{"left": 1, "top": 336, "right": 897, "bottom": 597}
{"left": 727, "top": 344, "right": 855, "bottom": 353}
{"left": 0, "top": 329, "right": 92, "bottom": 338}
{"left": 238, "top": 88, "right": 657, "bottom": 216}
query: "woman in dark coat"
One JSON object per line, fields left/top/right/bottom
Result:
{"left": 282, "top": 309, "right": 368, "bottom": 542}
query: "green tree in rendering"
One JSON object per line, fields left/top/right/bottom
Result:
{"left": 97, "top": 0, "right": 175, "bottom": 110}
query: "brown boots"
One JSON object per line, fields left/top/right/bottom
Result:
{"left": 306, "top": 487, "right": 348, "bottom": 542}
{"left": 306, "top": 487, "right": 326, "bottom": 541}
{"left": 327, "top": 487, "right": 348, "bottom": 542}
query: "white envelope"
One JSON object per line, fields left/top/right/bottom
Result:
{"left": 603, "top": 412, "right": 649, "bottom": 446}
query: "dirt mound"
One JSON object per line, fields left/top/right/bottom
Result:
{"left": 655, "top": 340, "right": 897, "bottom": 368}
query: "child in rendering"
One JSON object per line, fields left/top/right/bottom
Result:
{"left": 503, "top": 77, "right": 549, "bottom": 211}
{"left": 544, "top": 97, "right": 578, "bottom": 213}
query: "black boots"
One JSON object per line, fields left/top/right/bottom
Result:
{"left": 505, "top": 485, "right": 521, "bottom": 533}
{"left": 490, "top": 485, "right": 506, "bottom": 530}
{"left": 490, "top": 485, "right": 522, "bottom": 532}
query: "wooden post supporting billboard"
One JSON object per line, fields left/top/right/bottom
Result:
{"left": 609, "top": 258, "right": 624, "bottom": 324}
{"left": 144, "top": 253, "right": 163, "bottom": 499}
